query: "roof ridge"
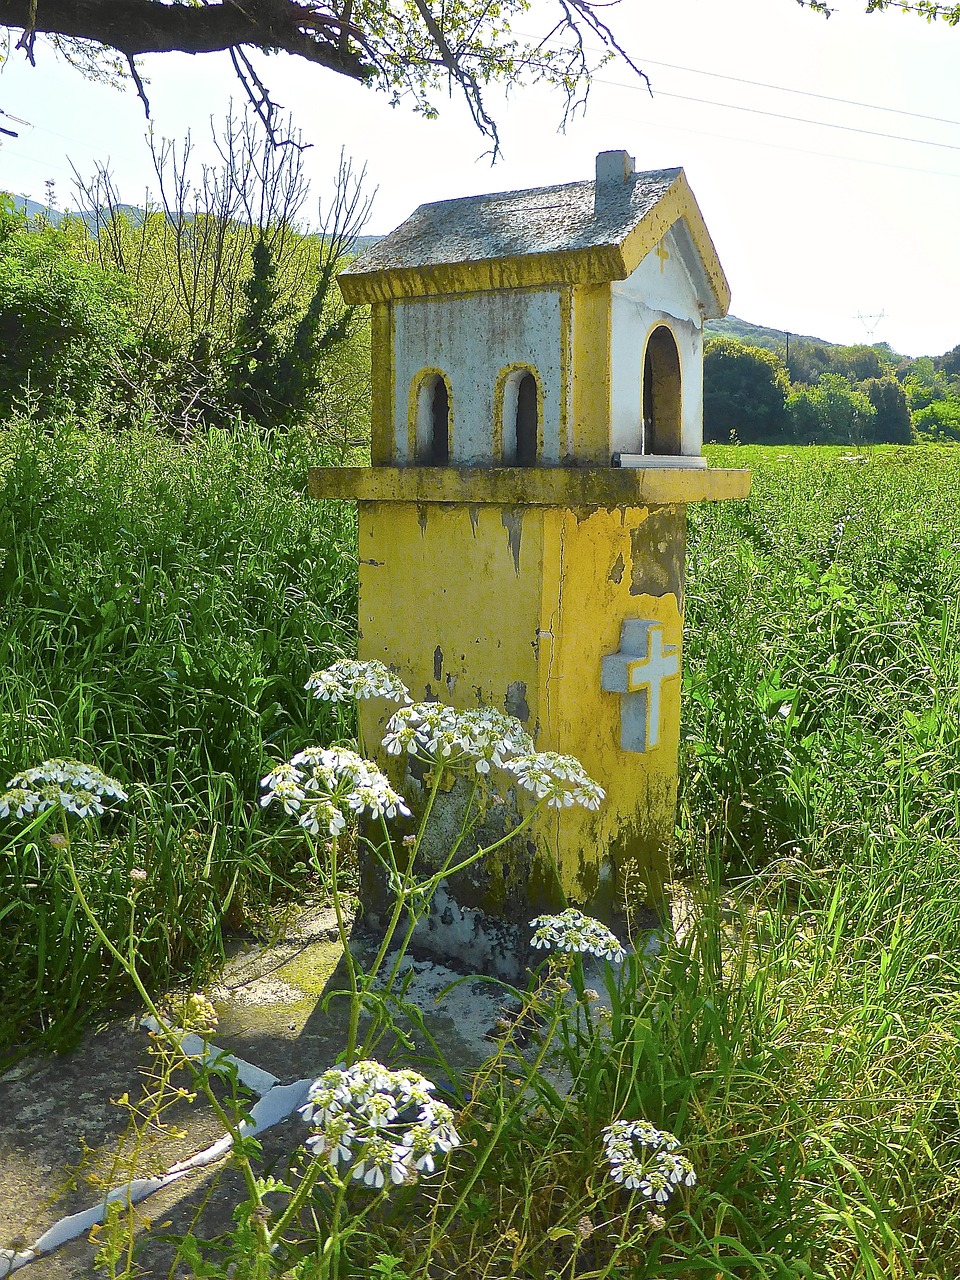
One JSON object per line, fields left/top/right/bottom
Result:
{"left": 411, "top": 166, "right": 684, "bottom": 215}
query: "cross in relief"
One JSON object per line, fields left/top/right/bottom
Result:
{"left": 655, "top": 240, "right": 670, "bottom": 272}
{"left": 601, "top": 619, "right": 680, "bottom": 753}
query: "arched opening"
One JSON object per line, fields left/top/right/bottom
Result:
{"left": 641, "top": 326, "right": 682, "bottom": 455}
{"left": 501, "top": 368, "right": 539, "bottom": 466}
{"left": 415, "top": 373, "right": 451, "bottom": 465}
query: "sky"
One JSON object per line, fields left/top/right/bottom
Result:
{"left": 0, "top": 0, "right": 958, "bottom": 357}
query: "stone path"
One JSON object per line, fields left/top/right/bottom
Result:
{"left": 0, "top": 905, "right": 513, "bottom": 1278}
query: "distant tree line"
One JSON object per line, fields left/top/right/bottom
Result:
{"left": 704, "top": 335, "right": 960, "bottom": 445}
{"left": 0, "top": 111, "right": 372, "bottom": 451}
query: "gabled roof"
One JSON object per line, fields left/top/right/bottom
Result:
{"left": 338, "top": 163, "right": 729, "bottom": 316}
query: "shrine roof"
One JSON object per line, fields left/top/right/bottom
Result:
{"left": 347, "top": 169, "right": 679, "bottom": 272}
{"left": 338, "top": 161, "right": 730, "bottom": 313}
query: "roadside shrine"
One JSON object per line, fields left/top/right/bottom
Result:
{"left": 310, "top": 151, "right": 751, "bottom": 970}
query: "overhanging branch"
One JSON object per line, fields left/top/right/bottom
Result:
{"left": 0, "top": 0, "right": 372, "bottom": 79}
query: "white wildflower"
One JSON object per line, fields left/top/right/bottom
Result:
{"left": 382, "top": 702, "right": 533, "bottom": 775}
{"left": 305, "top": 1113, "right": 356, "bottom": 1168}
{"left": 0, "top": 786, "right": 40, "bottom": 819}
{"left": 601, "top": 1119, "right": 694, "bottom": 1206}
{"left": 529, "top": 909, "right": 626, "bottom": 963}
{"left": 658, "top": 1153, "right": 697, "bottom": 1187}
{"left": 639, "top": 1170, "right": 673, "bottom": 1204}
{"left": 300, "top": 800, "right": 347, "bottom": 838}
{"left": 63, "top": 789, "right": 105, "bottom": 819}
{"left": 505, "top": 752, "right": 605, "bottom": 810}
{"left": 603, "top": 1119, "right": 675, "bottom": 1153}
{"left": 404, "top": 1124, "right": 440, "bottom": 1173}
{"left": 610, "top": 1155, "right": 645, "bottom": 1190}
{"left": 260, "top": 749, "right": 410, "bottom": 835}
{"left": 299, "top": 1061, "right": 459, "bottom": 1191}
{"left": 0, "top": 759, "right": 128, "bottom": 822}
{"left": 306, "top": 660, "right": 411, "bottom": 705}
{"left": 300, "top": 1075, "right": 346, "bottom": 1126}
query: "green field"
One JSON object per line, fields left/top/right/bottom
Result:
{"left": 0, "top": 415, "right": 358, "bottom": 1050}
{"left": 3, "top": 426, "right": 960, "bottom": 1275}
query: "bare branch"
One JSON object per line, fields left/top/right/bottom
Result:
{"left": 125, "top": 52, "right": 150, "bottom": 115}
{"left": 410, "top": 0, "right": 501, "bottom": 157}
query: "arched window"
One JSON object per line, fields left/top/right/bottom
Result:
{"left": 641, "top": 327, "right": 682, "bottom": 455}
{"left": 501, "top": 368, "right": 539, "bottom": 466}
{"left": 414, "top": 372, "right": 451, "bottom": 465}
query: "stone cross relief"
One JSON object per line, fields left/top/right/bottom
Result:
{"left": 601, "top": 619, "right": 680, "bottom": 753}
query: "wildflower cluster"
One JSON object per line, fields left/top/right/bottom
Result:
{"left": 261, "top": 748, "right": 410, "bottom": 837}
{"left": 382, "top": 703, "right": 534, "bottom": 775}
{"left": 504, "top": 753, "right": 605, "bottom": 810}
{"left": 529, "top": 909, "right": 627, "bottom": 963}
{"left": 162, "top": 991, "right": 219, "bottom": 1034}
{"left": 299, "top": 1061, "right": 460, "bottom": 1189}
{"left": 0, "top": 759, "right": 129, "bottom": 821}
{"left": 303, "top": 663, "right": 606, "bottom": 812}
{"left": 306, "top": 660, "right": 411, "bottom": 706}
{"left": 602, "top": 1120, "right": 696, "bottom": 1204}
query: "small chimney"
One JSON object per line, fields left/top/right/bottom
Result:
{"left": 594, "top": 150, "right": 635, "bottom": 213}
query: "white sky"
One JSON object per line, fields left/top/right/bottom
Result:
{"left": 1, "top": 0, "right": 957, "bottom": 356}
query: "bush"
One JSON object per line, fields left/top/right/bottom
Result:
{"left": 703, "top": 338, "right": 790, "bottom": 443}
{"left": 861, "top": 375, "right": 913, "bottom": 443}
{"left": 912, "top": 397, "right": 960, "bottom": 441}
{"left": 0, "top": 200, "right": 132, "bottom": 417}
{"left": 786, "top": 374, "right": 875, "bottom": 444}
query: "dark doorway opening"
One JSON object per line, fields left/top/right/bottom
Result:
{"left": 642, "top": 327, "right": 682, "bottom": 455}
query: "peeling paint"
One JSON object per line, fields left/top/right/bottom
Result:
{"left": 434, "top": 645, "right": 444, "bottom": 682}
{"left": 608, "top": 552, "right": 625, "bottom": 584}
{"left": 501, "top": 507, "right": 523, "bottom": 574}
{"left": 505, "top": 680, "right": 530, "bottom": 723}
{"left": 629, "top": 508, "right": 685, "bottom": 600}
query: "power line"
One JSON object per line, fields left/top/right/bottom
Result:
{"left": 597, "top": 78, "right": 960, "bottom": 154}
{"left": 518, "top": 26, "right": 960, "bottom": 132}
{"left": 635, "top": 55, "right": 960, "bottom": 131}
{"left": 614, "top": 107, "right": 960, "bottom": 183}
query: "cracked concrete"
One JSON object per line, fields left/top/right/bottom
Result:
{"left": 0, "top": 903, "right": 519, "bottom": 1278}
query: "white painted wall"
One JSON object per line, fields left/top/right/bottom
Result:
{"left": 610, "top": 225, "right": 705, "bottom": 458}
{"left": 393, "top": 290, "right": 563, "bottom": 465}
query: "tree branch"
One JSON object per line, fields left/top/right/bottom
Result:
{"left": 1, "top": 0, "right": 372, "bottom": 79}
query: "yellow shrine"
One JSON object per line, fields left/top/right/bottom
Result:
{"left": 310, "top": 151, "right": 750, "bottom": 945}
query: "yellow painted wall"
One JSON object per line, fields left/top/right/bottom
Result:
{"left": 356, "top": 502, "right": 545, "bottom": 754}
{"left": 355, "top": 499, "right": 686, "bottom": 915}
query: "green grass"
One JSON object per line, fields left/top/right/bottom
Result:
{"left": 682, "top": 443, "right": 960, "bottom": 879}
{"left": 0, "top": 411, "right": 358, "bottom": 1053}
{"left": 6, "top": 435, "right": 960, "bottom": 1275}
{"left": 341, "top": 444, "right": 960, "bottom": 1278}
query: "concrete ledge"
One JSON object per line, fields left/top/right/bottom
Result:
{"left": 307, "top": 465, "right": 751, "bottom": 507}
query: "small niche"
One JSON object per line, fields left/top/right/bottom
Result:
{"left": 502, "top": 368, "right": 539, "bottom": 466}
{"left": 641, "top": 326, "right": 682, "bottom": 455}
{"left": 415, "top": 373, "right": 451, "bottom": 465}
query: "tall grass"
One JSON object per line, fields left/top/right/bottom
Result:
{"left": 682, "top": 444, "right": 960, "bottom": 878}
{"left": 0, "top": 412, "right": 357, "bottom": 1052}
{"left": 7, "top": 438, "right": 960, "bottom": 1274}
{"left": 329, "top": 446, "right": 960, "bottom": 1278}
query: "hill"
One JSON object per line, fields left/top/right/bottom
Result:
{"left": 705, "top": 315, "right": 911, "bottom": 367}
{"left": 9, "top": 196, "right": 382, "bottom": 253}
{"left": 704, "top": 314, "right": 838, "bottom": 351}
